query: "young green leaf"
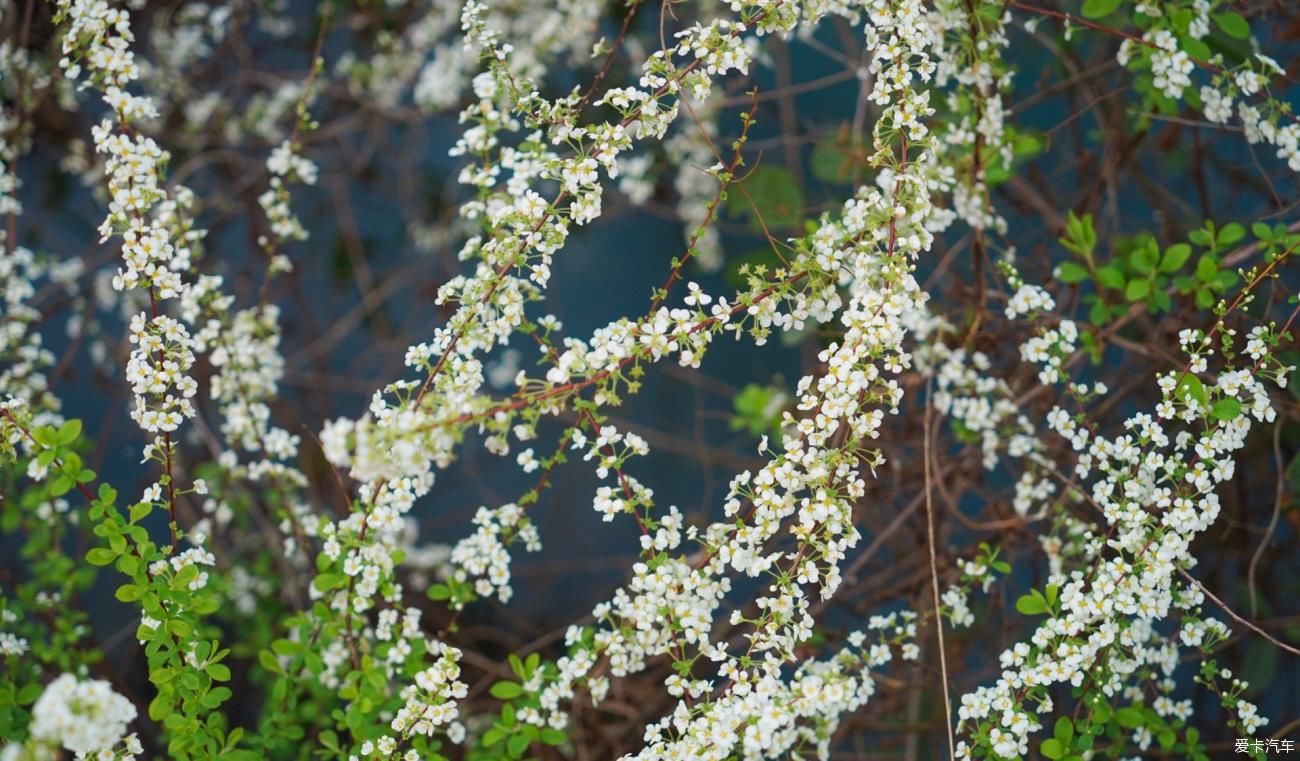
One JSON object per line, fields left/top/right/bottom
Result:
{"left": 1211, "top": 397, "right": 1242, "bottom": 421}
{"left": 1125, "top": 278, "right": 1151, "bottom": 301}
{"left": 1159, "top": 243, "right": 1191, "bottom": 273}
{"left": 490, "top": 681, "right": 524, "bottom": 700}
{"left": 1082, "top": 0, "right": 1122, "bottom": 19}
{"left": 1096, "top": 265, "right": 1125, "bottom": 290}
{"left": 1054, "top": 717, "right": 1074, "bottom": 745}
{"left": 1015, "top": 592, "right": 1047, "bottom": 616}
{"left": 1040, "top": 738, "right": 1065, "bottom": 759}
{"left": 1056, "top": 262, "right": 1090, "bottom": 284}
{"left": 1213, "top": 12, "right": 1250, "bottom": 39}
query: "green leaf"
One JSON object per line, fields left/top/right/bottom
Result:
{"left": 258, "top": 650, "right": 282, "bottom": 674}
{"left": 149, "top": 693, "right": 171, "bottom": 722}
{"left": 1159, "top": 243, "right": 1191, "bottom": 273}
{"left": 31, "top": 426, "right": 55, "bottom": 447}
{"left": 16, "top": 683, "right": 43, "bottom": 705}
{"left": 56, "top": 419, "right": 82, "bottom": 445}
{"left": 1096, "top": 266, "right": 1125, "bottom": 290}
{"left": 1015, "top": 592, "right": 1047, "bottom": 616}
{"left": 206, "top": 663, "right": 231, "bottom": 681}
{"left": 192, "top": 595, "right": 220, "bottom": 615}
{"left": 1175, "top": 374, "right": 1209, "bottom": 407}
{"left": 116, "top": 554, "right": 139, "bottom": 577}
{"left": 203, "top": 687, "right": 232, "bottom": 710}
{"left": 271, "top": 639, "right": 300, "bottom": 656}
{"left": 1115, "top": 706, "right": 1144, "bottom": 728}
{"left": 1081, "top": 0, "right": 1122, "bottom": 19}
{"left": 1055, "top": 717, "right": 1074, "bottom": 745}
{"left": 1219, "top": 222, "right": 1246, "bottom": 245}
{"left": 732, "top": 382, "right": 786, "bottom": 438}
{"left": 1012, "top": 132, "right": 1044, "bottom": 160}
{"left": 1056, "top": 262, "right": 1090, "bottom": 284}
{"left": 1158, "top": 728, "right": 1176, "bottom": 749}
{"left": 150, "top": 667, "right": 176, "bottom": 685}
{"left": 490, "top": 681, "right": 524, "bottom": 700}
{"left": 427, "top": 583, "right": 451, "bottom": 601}
{"left": 1180, "top": 35, "right": 1212, "bottom": 62}
{"left": 1041, "top": 738, "right": 1065, "bottom": 759}
{"left": 508, "top": 653, "right": 526, "bottom": 679}
{"left": 540, "top": 728, "right": 567, "bottom": 746}
{"left": 1125, "top": 278, "right": 1151, "bottom": 301}
{"left": 1152, "top": 289, "right": 1171, "bottom": 313}
{"left": 171, "top": 564, "right": 198, "bottom": 591}
{"left": 60, "top": 452, "right": 81, "bottom": 473}
{"left": 507, "top": 734, "right": 530, "bottom": 758}
{"left": 1213, "top": 12, "right": 1250, "bottom": 40}
{"left": 1211, "top": 397, "right": 1242, "bottom": 421}
{"left": 314, "top": 573, "right": 345, "bottom": 593}
{"left": 87, "top": 547, "right": 116, "bottom": 566}
{"left": 1091, "top": 701, "right": 1112, "bottom": 724}
{"left": 1131, "top": 243, "right": 1159, "bottom": 274}
{"left": 49, "top": 475, "right": 74, "bottom": 497}
{"left": 1196, "top": 254, "right": 1219, "bottom": 282}
{"left": 116, "top": 584, "right": 145, "bottom": 602}
{"left": 318, "top": 730, "right": 341, "bottom": 752}
{"left": 1060, "top": 211, "right": 1097, "bottom": 257}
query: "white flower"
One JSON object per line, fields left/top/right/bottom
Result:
{"left": 30, "top": 674, "right": 137, "bottom": 754}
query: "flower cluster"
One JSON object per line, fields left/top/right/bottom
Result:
{"left": 932, "top": 0, "right": 1013, "bottom": 232}
{"left": 480, "top": 1, "right": 951, "bottom": 747}
{"left": 0, "top": 244, "right": 71, "bottom": 429}
{"left": 446, "top": 503, "right": 541, "bottom": 604}
{"left": 124, "top": 314, "right": 197, "bottom": 433}
{"left": 1111, "top": 6, "right": 1300, "bottom": 174}
{"left": 259, "top": 140, "right": 318, "bottom": 250}
{"left": 57, "top": 0, "right": 200, "bottom": 454}
{"left": 954, "top": 294, "right": 1288, "bottom": 758}
{"left": 23, "top": 674, "right": 140, "bottom": 757}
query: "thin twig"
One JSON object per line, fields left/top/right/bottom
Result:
{"left": 1247, "top": 422, "right": 1285, "bottom": 619}
{"left": 1179, "top": 568, "right": 1300, "bottom": 658}
{"left": 922, "top": 375, "right": 956, "bottom": 760}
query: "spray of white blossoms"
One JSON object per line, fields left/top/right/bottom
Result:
{"left": 4, "top": 0, "right": 1299, "bottom": 759}
{"left": 950, "top": 258, "right": 1294, "bottom": 758}
{"left": 56, "top": 0, "right": 197, "bottom": 439}
{"left": 2, "top": 674, "right": 141, "bottom": 759}
{"left": 316, "top": 0, "right": 943, "bottom": 755}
